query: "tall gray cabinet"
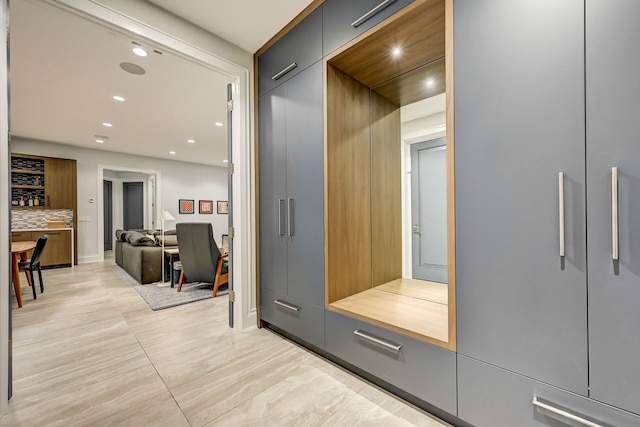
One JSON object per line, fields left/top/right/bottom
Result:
{"left": 258, "top": 9, "right": 325, "bottom": 350}
{"left": 586, "top": 0, "right": 640, "bottom": 415}
{"left": 456, "top": 0, "right": 640, "bottom": 425}
{"left": 455, "top": 0, "right": 588, "bottom": 394}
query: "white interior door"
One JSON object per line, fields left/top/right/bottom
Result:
{"left": 411, "top": 138, "right": 447, "bottom": 282}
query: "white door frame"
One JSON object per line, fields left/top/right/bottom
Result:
{"left": 0, "top": 0, "right": 10, "bottom": 415}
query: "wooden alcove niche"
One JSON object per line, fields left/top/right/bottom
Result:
{"left": 325, "top": 0, "right": 455, "bottom": 350}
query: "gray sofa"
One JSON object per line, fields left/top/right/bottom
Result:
{"left": 114, "top": 230, "right": 177, "bottom": 284}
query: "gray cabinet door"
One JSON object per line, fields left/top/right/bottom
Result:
{"left": 259, "top": 84, "right": 288, "bottom": 295}
{"left": 455, "top": 0, "right": 588, "bottom": 394}
{"left": 322, "top": 0, "right": 414, "bottom": 56}
{"left": 258, "top": 7, "right": 322, "bottom": 97}
{"left": 586, "top": 0, "right": 640, "bottom": 415}
{"left": 285, "top": 62, "right": 325, "bottom": 307}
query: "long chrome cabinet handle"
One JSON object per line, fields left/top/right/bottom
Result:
{"left": 273, "top": 299, "right": 300, "bottom": 311}
{"left": 612, "top": 167, "right": 619, "bottom": 261}
{"left": 278, "top": 199, "right": 284, "bottom": 236}
{"left": 287, "top": 198, "right": 294, "bottom": 236}
{"left": 272, "top": 62, "right": 298, "bottom": 81}
{"left": 353, "top": 329, "right": 402, "bottom": 351}
{"left": 351, "top": 0, "right": 397, "bottom": 27}
{"left": 558, "top": 172, "right": 565, "bottom": 257}
{"left": 532, "top": 397, "right": 603, "bottom": 427}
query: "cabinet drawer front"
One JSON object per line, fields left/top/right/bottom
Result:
{"left": 258, "top": 7, "right": 322, "bottom": 96}
{"left": 325, "top": 310, "right": 456, "bottom": 415}
{"left": 260, "top": 288, "right": 325, "bottom": 349}
{"left": 11, "top": 231, "right": 32, "bottom": 241}
{"left": 458, "top": 355, "right": 640, "bottom": 427}
{"left": 322, "top": 0, "right": 414, "bottom": 56}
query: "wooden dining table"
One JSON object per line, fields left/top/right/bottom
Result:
{"left": 11, "top": 241, "right": 36, "bottom": 308}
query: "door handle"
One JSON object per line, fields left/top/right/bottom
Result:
{"left": 287, "top": 198, "right": 294, "bottom": 237}
{"left": 273, "top": 299, "right": 300, "bottom": 312}
{"left": 354, "top": 330, "right": 402, "bottom": 351}
{"left": 272, "top": 63, "right": 298, "bottom": 81}
{"left": 612, "top": 167, "right": 618, "bottom": 261}
{"left": 278, "top": 199, "right": 284, "bottom": 236}
{"left": 533, "top": 397, "right": 602, "bottom": 427}
{"left": 351, "top": 0, "right": 397, "bottom": 27}
{"left": 558, "top": 172, "right": 565, "bottom": 257}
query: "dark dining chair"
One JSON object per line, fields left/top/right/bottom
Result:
{"left": 19, "top": 234, "right": 49, "bottom": 300}
{"left": 176, "top": 223, "right": 228, "bottom": 297}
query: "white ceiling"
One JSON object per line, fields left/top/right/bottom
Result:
{"left": 147, "top": 0, "right": 315, "bottom": 53}
{"left": 9, "top": 0, "right": 313, "bottom": 166}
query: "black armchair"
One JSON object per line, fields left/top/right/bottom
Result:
{"left": 176, "top": 222, "right": 228, "bottom": 297}
{"left": 19, "top": 234, "right": 49, "bottom": 300}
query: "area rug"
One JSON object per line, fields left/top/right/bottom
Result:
{"left": 113, "top": 266, "right": 228, "bottom": 310}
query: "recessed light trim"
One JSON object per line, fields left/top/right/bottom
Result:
{"left": 102, "top": 122, "right": 112, "bottom": 127}
{"left": 187, "top": 139, "right": 195, "bottom": 143}
{"left": 215, "top": 122, "right": 223, "bottom": 127}
{"left": 169, "top": 151, "right": 176, "bottom": 155}
{"left": 113, "top": 95, "right": 125, "bottom": 102}
{"left": 96, "top": 139, "right": 105, "bottom": 144}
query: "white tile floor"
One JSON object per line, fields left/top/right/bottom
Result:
{"left": 4, "top": 258, "right": 450, "bottom": 426}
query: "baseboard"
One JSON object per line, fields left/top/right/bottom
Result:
{"left": 78, "top": 254, "right": 103, "bottom": 263}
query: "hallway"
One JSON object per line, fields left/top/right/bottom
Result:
{"left": 5, "top": 259, "right": 449, "bottom": 426}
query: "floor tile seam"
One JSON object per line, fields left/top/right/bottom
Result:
{"left": 86, "top": 389, "right": 193, "bottom": 427}
{"left": 109, "top": 277, "right": 196, "bottom": 426}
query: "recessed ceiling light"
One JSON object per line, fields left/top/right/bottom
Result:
{"left": 223, "top": 159, "right": 229, "bottom": 163}
{"left": 113, "top": 95, "right": 125, "bottom": 102}
{"left": 169, "top": 151, "right": 176, "bottom": 155}
{"left": 426, "top": 79, "right": 435, "bottom": 87}
{"left": 132, "top": 47, "right": 148, "bottom": 57}
{"left": 102, "top": 122, "right": 112, "bottom": 127}
{"left": 215, "top": 122, "right": 223, "bottom": 127}
{"left": 96, "top": 139, "right": 105, "bottom": 144}
{"left": 392, "top": 47, "right": 401, "bottom": 56}
{"left": 187, "top": 139, "right": 195, "bottom": 143}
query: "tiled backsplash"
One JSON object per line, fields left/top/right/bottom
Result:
{"left": 11, "top": 209, "right": 74, "bottom": 229}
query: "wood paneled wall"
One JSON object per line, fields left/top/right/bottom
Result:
{"left": 370, "top": 91, "right": 402, "bottom": 287}
{"left": 326, "top": 65, "right": 373, "bottom": 303}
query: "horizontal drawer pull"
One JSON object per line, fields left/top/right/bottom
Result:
{"left": 354, "top": 329, "right": 402, "bottom": 351}
{"left": 532, "top": 397, "right": 602, "bottom": 427}
{"left": 273, "top": 299, "right": 301, "bottom": 312}
{"left": 351, "top": 0, "right": 397, "bottom": 28}
{"left": 272, "top": 62, "right": 298, "bottom": 81}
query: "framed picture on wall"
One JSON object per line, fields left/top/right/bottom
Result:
{"left": 179, "top": 199, "right": 194, "bottom": 214}
{"left": 199, "top": 200, "right": 214, "bottom": 214}
{"left": 217, "top": 200, "right": 229, "bottom": 214}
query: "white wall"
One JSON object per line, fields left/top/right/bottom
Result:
{"left": 13, "top": 137, "right": 229, "bottom": 262}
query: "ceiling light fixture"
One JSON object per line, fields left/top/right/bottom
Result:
{"left": 187, "top": 139, "right": 195, "bottom": 143}
{"left": 426, "top": 79, "right": 435, "bottom": 87}
{"left": 392, "top": 47, "right": 402, "bottom": 56}
{"left": 131, "top": 41, "right": 148, "bottom": 57}
{"left": 215, "top": 122, "right": 223, "bottom": 127}
{"left": 102, "top": 122, "right": 112, "bottom": 127}
{"left": 113, "top": 95, "right": 125, "bottom": 102}
{"left": 96, "top": 139, "right": 105, "bottom": 144}
{"left": 223, "top": 159, "right": 229, "bottom": 163}
{"left": 169, "top": 151, "right": 176, "bottom": 155}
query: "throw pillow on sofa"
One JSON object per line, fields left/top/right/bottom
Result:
{"left": 125, "top": 230, "right": 156, "bottom": 247}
